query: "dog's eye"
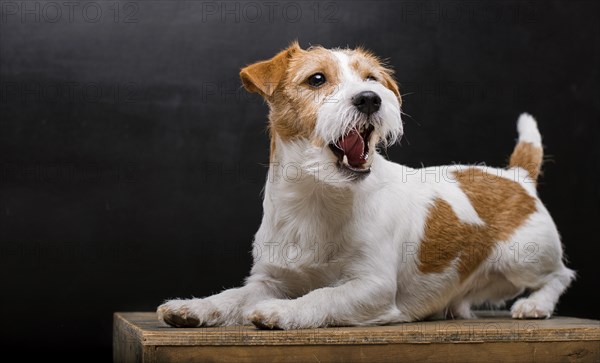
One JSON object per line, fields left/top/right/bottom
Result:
{"left": 307, "top": 73, "right": 326, "bottom": 87}
{"left": 365, "top": 75, "right": 378, "bottom": 82}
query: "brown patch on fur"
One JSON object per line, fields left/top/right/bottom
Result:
{"left": 240, "top": 43, "right": 342, "bottom": 160}
{"left": 269, "top": 46, "right": 341, "bottom": 143}
{"left": 419, "top": 168, "right": 537, "bottom": 280}
{"left": 269, "top": 136, "right": 277, "bottom": 163}
{"left": 240, "top": 42, "right": 301, "bottom": 97}
{"left": 509, "top": 142, "right": 543, "bottom": 181}
{"left": 348, "top": 49, "right": 402, "bottom": 105}
{"left": 209, "top": 309, "right": 222, "bottom": 320}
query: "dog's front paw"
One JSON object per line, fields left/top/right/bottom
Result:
{"left": 247, "top": 300, "right": 298, "bottom": 330}
{"left": 511, "top": 298, "right": 553, "bottom": 319}
{"left": 157, "top": 299, "right": 221, "bottom": 327}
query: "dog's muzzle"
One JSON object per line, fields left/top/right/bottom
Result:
{"left": 328, "top": 91, "right": 382, "bottom": 176}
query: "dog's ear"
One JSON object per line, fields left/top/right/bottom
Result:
{"left": 381, "top": 70, "right": 402, "bottom": 106}
{"left": 240, "top": 42, "right": 301, "bottom": 98}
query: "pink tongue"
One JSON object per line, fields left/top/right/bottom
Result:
{"left": 338, "top": 130, "right": 366, "bottom": 167}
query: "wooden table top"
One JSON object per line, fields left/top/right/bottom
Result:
{"left": 114, "top": 311, "right": 600, "bottom": 347}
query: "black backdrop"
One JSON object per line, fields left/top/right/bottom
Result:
{"left": 1, "top": 0, "right": 598, "bottom": 358}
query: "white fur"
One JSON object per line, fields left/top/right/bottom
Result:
{"left": 158, "top": 51, "right": 573, "bottom": 329}
{"left": 517, "top": 112, "right": 542, "bottom": 147}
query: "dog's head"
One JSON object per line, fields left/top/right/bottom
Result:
{"left": 240, "top": 42, "right": 402, "bottom": 184}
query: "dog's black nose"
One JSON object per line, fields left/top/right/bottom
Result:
{"left": 352, "top": 91, "right": 381, "bottom": 115}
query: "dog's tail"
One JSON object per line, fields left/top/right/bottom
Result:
{"left": 508, "top": 113, "right": 543, "bottom": 182}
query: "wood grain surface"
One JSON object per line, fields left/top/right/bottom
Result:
{"left": 113, "top": 311, "right": 600, "bottom": 362}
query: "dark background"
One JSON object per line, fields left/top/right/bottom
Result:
{"left": 1, "top": 0, "right": 598, "bottom": 358}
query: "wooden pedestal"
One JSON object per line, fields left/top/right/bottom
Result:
{"left": 114, "top": 311, "right": 600, "bottom": 362}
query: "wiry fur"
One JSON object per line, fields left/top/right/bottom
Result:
{"left": 158, "top": 44, "right": 574, "bottom": 329}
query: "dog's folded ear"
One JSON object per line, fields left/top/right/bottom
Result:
{"left": 381, "top": 70, "right": 402, "bottom": 106}
{"left": 240, "top": 42, "right": 301, "bottom": 98}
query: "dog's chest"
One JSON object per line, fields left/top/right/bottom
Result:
{"left": 261, "top": 204, "right": 354, "bottom": 266}
{"left": 253, "top": 184, "right": 361, "bottom": 292}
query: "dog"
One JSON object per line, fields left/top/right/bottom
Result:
{"left": 158, "top": 42, "right": 574, "bottom": 329}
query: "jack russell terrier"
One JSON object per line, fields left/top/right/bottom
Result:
{"left": 158, "top": 43, "right": 574, "bottom": 329}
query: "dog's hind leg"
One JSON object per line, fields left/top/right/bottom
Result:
{"left": 510, "top": 264, "right": 575, "bottom": 319}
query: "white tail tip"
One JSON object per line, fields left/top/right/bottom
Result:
{"left": 517, "top": 113, "right": 541, "bottom": 147}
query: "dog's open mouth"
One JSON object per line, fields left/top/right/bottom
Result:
{"left": 329, "top": 124, "right": 375, "bottom": 174}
